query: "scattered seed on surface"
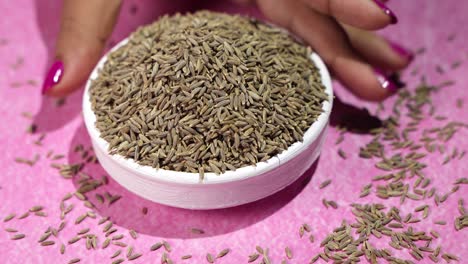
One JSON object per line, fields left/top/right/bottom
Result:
{"left": 11, "top": 234, "right": 26, "bottom": 240}
{"left": 68, "top": 258, "right": 81, "bottom": 264}
{"left": 248, "top": 253, "right": 260, "bottom": 263}
{"left": 3, "top": 214, "right": 15, "bottom": 222}
{"left": 129, "top": 229, "right": 138, "bottom": 239}
{"left": 319, "top": 180, "right": 332, "bottom": 189}
{"left": 285, "top": 247, "right": 293, "bottom": 259}
{"left": 217, "top": 248, "right": 230, "bottom": 258}
{"left": 112, "top": 259, "right": 124, "bottom": 264}
{"left": 206, "top": 253, "right": 215, "bottom": 263}
{"left": 128, "top": 253, "right": 142, "bottom": 261}
{"left": 337, "top": 149, "right": 347, "bottom": 159}
{"left": 150, "top": 242, "right": 163, "bottom": 251}
{"left": 111, "top": 250, "right": 122, "bottom": 259}
{"left": 41, "top": 240, "right": 55, "bottom": 246}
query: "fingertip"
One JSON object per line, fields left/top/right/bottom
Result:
{"left": 385, "top": 39, "right": 414, "bottom": 70}
{"left": 42, "top": 40, "right": 104, "bottom": 98}
{"left": 333, "top": 57, "right": 398, "bottom": 102}
{"left": 344, "top": 26, "right": 414, "bottom": 73}
{"left": 315, "top": 0, "right": 398, "bottom": 30}
{"left": 373, "top": 0, "right": 398, "bottom": 24}
{"left": 42, "top": 0, "right": 121, "bottom": 97}
{"left": 357, "top": 5, "right": 395, "bottom": 30}
{"left": 41, "top": 60, "right": 64, "bottom": 96}
{"left": 42, "top": 58, "right": 81, "bottom": 98}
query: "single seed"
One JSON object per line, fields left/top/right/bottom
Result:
{"left": 217, "top": 248, "right": 230, "bottom": 258}
{"left": 127, "top": 246, "right": 134, "bottom": 257}
{"left": 74, "top": 192, "right": 86, "bottom": 201}
{"left": 41, "top": 240, "right": 55, "bottom": 246}
{"left": 35, "top": 211, "right": 47, "bottom": 217}
{"left": 75, "top": 214, "right": 87, "bottom": 224}
{"left": 103, "top": 221, "right": 113, "bottom": 232}
{"left": 60, "top": 243, "right": 66, "bottom": 254}
{"left": 163, "top": 240, "right": 172, "bottom": 252}
{"left": 58, "top": 221, "right": 66, "bottom": 232}
{"left": 113, "top": 241, "right": 127, "bottom": 247}
{"left": 68, "top": 236, "right": 81, "bottom": 244}
{"left": 112, "top": 259, "right": 124, "bottom": 264}
{"left": 38, "top": 232, "right": 52, "bottom": 243}
{"left": 18, "top": 212, "right": 29, "bottom": 219}
{"left": 62, "top": 193, "right": 73, "bottom": 201}
{"left": 310, "top": 254, "right": 320, "bottom": 263}
{"left": 111, "top": 250, "right": 122, "bottom": 259}
{"left": 338, "top": 149, "right": 347, "bottom": 159}
{"left": 256, "top": 246, "right": 264, "bottom": 254}
{"left": 128, "top": 253, "right": 142, "bottom": 261}
{"left": 98, "top": 217, "right": 109, "bottom": 225}
{"left": 150, "top": 242, "right": 163, "bottom": 251}
{"left": 29, "top": 206, "right": 44, "bottom": 212}
{"left": 102, "top": 238, "right": 111, "bottom": 249}
{"left": 299, "top": 226, "right": 305, "bottom": 238}
{"left": 112, "top": 234, "right": 124, "bottom": 240}
{"left": 430, "top": 230, "right": 440, "bottom": 238}
{"left": 77, "top": 228, "right": 90, "bottom": 235}
{"left": 11, "top": 234, "right": 26, "bottom": 240}
{"left": 285, "top": 247, "right": 293, "bottom": 259}
{"left": 3, "top": 213, "right": 15, "bottom": 222}
{"left": 248, "top": 253, "right": 260, "bottom": 263}
{"left": 206, "top": 253, "right": 215, "bottom": 263}
{"left": 319, "top": 179, "right": 332, "bottom": 189}
{"left": 129, "top": 229, "right": 138, "bottom": 239}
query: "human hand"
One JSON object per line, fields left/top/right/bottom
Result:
{"left": 237, "top": 0, "right": 413, "bottom": 101}
{"left": 43, "top": 0, "right": 413, "bottom": 102}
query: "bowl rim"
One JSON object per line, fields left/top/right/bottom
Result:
{"left": 82, "top": 37, "right": 333, "bottom": 185}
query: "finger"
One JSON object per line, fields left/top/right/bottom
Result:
{"left": 299, "top": 0, "right": 397, "bottom": 30}
{"left": 257, "top": 0, "right": 400, "bottom": 101}
{"left": 42, "top": 0, "right": 122, "bottom": 97}
{"left": 343, "top": 25, "right": 414, "bottom": 71}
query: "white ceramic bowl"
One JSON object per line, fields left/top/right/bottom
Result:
{"left": 83, "top": 38, "right": 333, "bottom": 210}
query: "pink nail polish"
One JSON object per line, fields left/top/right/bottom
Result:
{"left": 375, "top": 69, "right": 399, "bottom": 93}
{"left": 42, "top": 61, "right": 64, "bottom": 94}
{"left": 387, "top": 40, "right": 414, "bottom": 61}
{"left": 373, "top": 0, "right": 398, "bottom": 24}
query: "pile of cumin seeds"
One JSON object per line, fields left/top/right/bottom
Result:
{"left": 311, "top": 72, "right": 467, "bottom": 262}
{"left": 89, "top": 11, "right": 327, "bottom": 176}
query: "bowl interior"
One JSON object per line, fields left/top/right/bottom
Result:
{"left": 82, "top": 38, "right": 333, "bottom": 185}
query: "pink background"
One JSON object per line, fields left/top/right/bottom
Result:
{"left": 0, "top": 1, "right": 467, "bottom": 263}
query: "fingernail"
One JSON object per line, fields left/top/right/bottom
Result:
{"left": 375, "top": 69, "right": 399, "bottom": 93}
{"left": 387, "top": 40, "right": 414, "bottom": 61}
{"left": 42, "top": 61, "right": 64, "bottom": 94}
{"left": 373, "top": 0, "right": 398, "bottom": 24}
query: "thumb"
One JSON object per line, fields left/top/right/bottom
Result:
{"left": 42, "top": 0, "right": 121, "bottom": 97}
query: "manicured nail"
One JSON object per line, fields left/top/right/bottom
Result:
{"left": 387, "top": 40, "right": 414, "bottom": 62}
{"left": 375, "top": 69, "right": 399, "bottom": 93}
{"left": 42, "top": 61, "right": 64, "bottom": 94}
{"left": 373, "top": 0, "right": 398, "bottom": 24}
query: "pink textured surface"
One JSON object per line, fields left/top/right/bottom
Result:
{"left": 0, "top": 1, "right": 467, "bottom": 263}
